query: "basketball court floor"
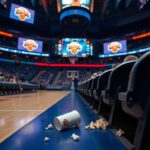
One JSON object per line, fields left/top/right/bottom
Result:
{"left": 0, "top": 91, "right": 126, "bottom": 150}
{"left": 0, "top": 91, "right": 70, "bottom": 142}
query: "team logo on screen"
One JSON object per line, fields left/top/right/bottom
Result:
{"left": 71, "top": 0, "right": 81, "bottom": 6}
{"left": 14, "top": 7, "right": 31, "bottom": 21}
{"left": 67, "top": 42, "right": 82, "bottom": 54}
{"left": 108, "top": 42, "right": 122, "bottom": 53}
{"left": 23, "top": 40, "right": 38, "bottom": 51}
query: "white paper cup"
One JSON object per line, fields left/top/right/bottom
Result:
{"left": 54, "top": 110, "right": 81, "bottom": 131}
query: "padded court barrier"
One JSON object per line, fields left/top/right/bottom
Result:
{"left": 0, "top": 82, "right": 38, "bottom": 95}
{"left": 119, "top": 51, "right": 150, "bottom": 150}
{"left": 0, "top": 92, "right": 127, "bottom": 150}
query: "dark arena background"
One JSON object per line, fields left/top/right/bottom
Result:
{"left": 0, "top": 0, "right": 150, "bottom": 150}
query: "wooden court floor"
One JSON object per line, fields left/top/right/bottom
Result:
{"left": 0, "top": 91, "right": 70, "bottom": 143}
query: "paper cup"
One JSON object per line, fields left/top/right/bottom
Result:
{"left": 54, "top": 110, "right": 81, "bottom": 131}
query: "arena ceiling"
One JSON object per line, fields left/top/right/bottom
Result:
{"left": 0, "top": 0, "right": 150, "bottom": 39}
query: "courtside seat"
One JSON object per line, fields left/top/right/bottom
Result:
{"left": 100, "top": 61, "right": 136, "bottom": 139}
{"left": 83, "top": 80, "right": 88, "bottom": 95}
{"left": 91, "top": 75, "right": 100, "bottom": 98}
{"left": 80, "top": 80, "right": 89, "bottom": 97}
{"left": 85, "top": 78, "right": 92, "bottom": 97}
{"left": 89, "top": 75, "right": 100, "bottom": 105}
{"left": 88, "top": 78, "right": 93, "bottom": 97}
{"left": 93, "top": 74, "right": 102, "bottom": 101}
{"left": 84, "top": 78, "right": 93, "bottom": 103}
{"left": 92, "top": 69, "right": 112, "bottom": 114}
{"left": 21, "top": 83, "right": 37, "bottom": 93}
{"left": 0, "top": 82, "right": 5, "bottom": 95}
{"left": 79, "top": 83, "right": 84, "bottom": 94}
{"left": 0, "top": 82, "right": 37, "bottom": 96}
{"left": 119, "top": 51, "right": 150, "bottom": 150}
{"left": 102, "top": 61, "right": 136, "bottom": 106}
{"left": 88, "top": 77, "right": 94, "bottom": 98}
{"left": 11, "top": 83, "right": 17, "bottom": 94}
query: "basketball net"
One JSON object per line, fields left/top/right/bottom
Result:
{"left": 69, "top": 57, "right": 78, "bottom": 64}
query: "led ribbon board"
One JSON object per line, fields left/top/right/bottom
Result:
{"left": 0, "top": 46, "right": 49, "bottom": 57}
{"left": 99, "top": 47, "right": 150, "bottom": 58}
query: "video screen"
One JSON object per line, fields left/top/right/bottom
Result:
{"left": 18, "top": 37, "right": 43, "bottom": 53}
{"left": 58, "top": 0, "right": 93, "bottom": 12}
{"left": 10, "top": 3, "right": 35, "bottom": 24}
{"left": 57, "top": 38, "right": 93, "bottom": 57}
{"left": 103, "top": 40, "right": 127, "bottom": 54}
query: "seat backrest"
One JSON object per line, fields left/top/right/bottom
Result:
{"left": 91, "top": 75, "right": 101, "bottom": 90}
{"left": 88, "top": 78, "right": 94, "bottom": 90}
{"left": 97, "top": 69, "right": 112, "bottom": 91}
{"left": 86, "top": 79, "right": 92, "bottom": 90}
{"left": 127, "top": 51, "right": 150, "bottom": 110}
{"left": 81, "top": 81, "right": 85, "bottom": 89}
{"left": 83, "top": 82, "right": 86, "bottom": 89}
{"left": 107, "top": 61, "right": 136, "bottom": 99}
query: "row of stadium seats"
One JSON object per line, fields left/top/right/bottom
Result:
{"left": 77, "top": 51, "right": 150, "bottom": 150}
{"left": 0, "top": 82, "right": 38, "bottom": 96}
{"left": 46, "top": 84, "right": 70, "bottom": 90}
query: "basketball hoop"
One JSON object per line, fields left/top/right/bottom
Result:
{"left": 68, "top": 57, "right": 78, "bottom": 64}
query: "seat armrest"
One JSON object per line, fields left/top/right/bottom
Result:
{"left": 101, "top": 90, "right": 109, "bottom": 97}
{"left": 119, "top": 92, "right": 127, "bottom": 101}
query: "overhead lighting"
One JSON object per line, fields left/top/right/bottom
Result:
{"left": 132, "top": 32, "right": 150, "bottom": 40}
{"left": 0, "top": 31, "right": 13, "bottom": 37}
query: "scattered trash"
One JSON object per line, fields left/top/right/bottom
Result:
{"left": 85, "top": 118, "right": 109, "bottom": 130}
{"left": 116, "top": 129, "right": 124, "bottom": 137}
{"left": 45, "top": 123, "right": 53, "bottom": 130}
{"left": 71, "top": 133, "right": 80, "bottom": 141}
{"left": 44, "top": 137, "right": 50, "bottom": 142}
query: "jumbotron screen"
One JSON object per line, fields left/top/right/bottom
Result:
{"left": 103, "top": 40, "right": 127, "bottom": 54}
{"left": 57, "top": 0, "right": 94, "bottom": 12}
{"left": 10, "top": 3, "right": 35, "bottom": 24}
{"left": 56, "top": 38, "right": 93, "bottom": 57}
{"left": 18, "top": 37, "right": 43, "bottom": 53}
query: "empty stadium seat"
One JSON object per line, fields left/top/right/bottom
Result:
{"left": 0, "top": 82, "right": 38, "bottom": 96}
{"left": 88, "top": 75, "right": 100, "bottom": 105}
{"left": 101, "top": 61, "right": 136, "bottom": 127}
{"left": 102, "top": 61, "right": 136, "bottom": 106}
{"left": 92, "top": 69, "right": 112, "bottom": 114}
{"left": 119, "top": 51, "right": 150, "bottom": 150}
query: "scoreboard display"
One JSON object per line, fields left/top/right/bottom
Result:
{"left": 56, "top": 38, "right": 93, "bottom": 57}
{"left": 57, "top": 0, "right": 94, "bottom": 12}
